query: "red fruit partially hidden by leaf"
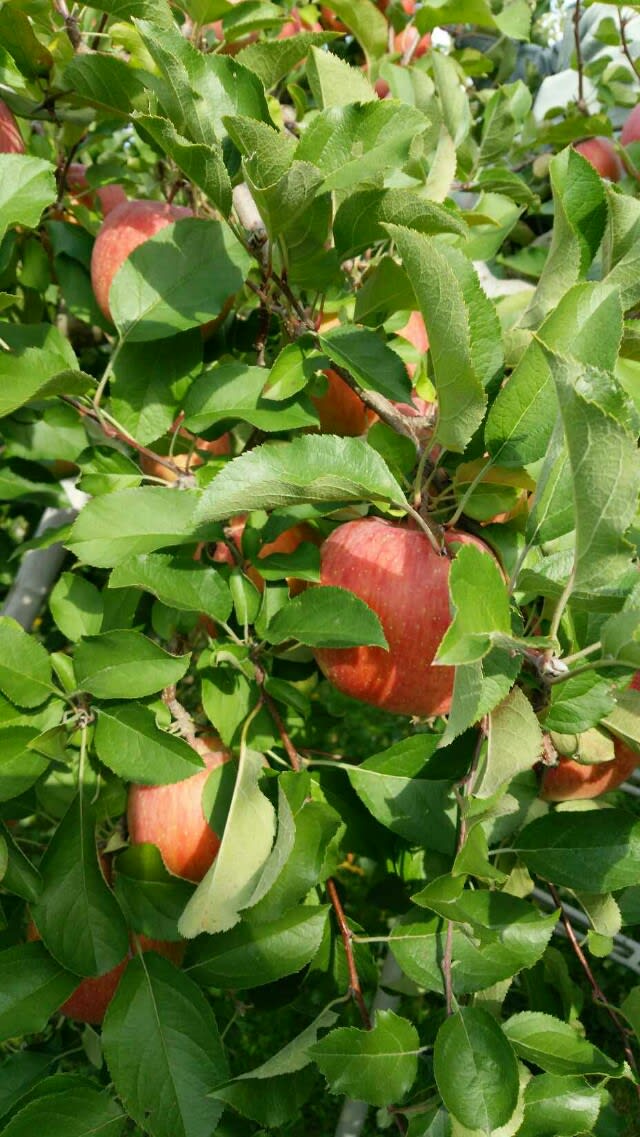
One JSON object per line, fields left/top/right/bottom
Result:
{"left": 127, "top": 737, "right": 231, "bottom": 882}
{"left": 0, "top": 101, "right": 24, "bottom": 153}
{"left": 621, "top": 104, "right": 640, "bottom": 147}
{"left": 574, "top": 138, "right": 621, "bottom": 182}
{"left": 312, "top": 369, "right": 377, "bottom": 436}
{"left": 90, "top": 199, "right": 193, "bottom": 322}
{"left": 314, "top": 518, "right": 490, "bottom": 717}
{"left": 140, "top": 431, "right": 231, "bottom": 484}
{"left": 394, "top": 25, "right": 431, "bottom": 59}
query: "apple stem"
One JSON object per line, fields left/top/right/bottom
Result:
{"left": 445, "top": 455, "right": 494, "bottom": 530}
{"left": 399, "top": 503, "right": 443, "bottom": 554}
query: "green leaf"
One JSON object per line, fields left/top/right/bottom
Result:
{"left": 601, "top": 688, "right": 640, "bottom": 753}
{"left": 49, "top": 573, "right": 104, "bottom": 642}
{"left": 311, "top": 1010, "right": 419, "bottom": 1107}
{"left": 186, "top": 905, "right": 329, "bottom": 988}
{"left": 133, "top": 115, "right": 232, "bottom": 216}
{"left": 348, "top": 735, "right": 457, "bottom": 853}
{"left": 74, "top": 631, "right": 189, "bottom": 700}
{"left": 0, "top": 323, "right": 79, "bottom": 419}
{"left": 0, "top": 618, "right": 52, "bottom": 708}
{"left": 178, "top": 749, "right": 276, "bottom": 937}
{"left": 0, "top": 155, "right": 56, "bottom": 243}
{"left": 431, "top": 51, "right": 472, "bottom": 148}
{"left": 64, "top": 53, "right": 150, "bottom": 116}
{"left": 433, "top": 1008, "right": 519, "bottom": 1131}
{"left": 109, "top": 553, "right": 232, "bottom": 623}
{"left": 522, "top": 149, "right": 607, "bottom": 329}
{"left": 601, "top": 609, "right": 640, "bottom": 667}
{"left": 109, "top": 331, "right": 203, "bottom": 447}
{"left": 296, "top": 102, "right": 429, "bottom": 193}
{"left": 195, "top": 436, "right": 406, "bottom": 524}
{"left": 475, "top": 687, "right": 543, "bottom": 799}
{"left": 0, "top": 820, "right": 41, "bottom": 902}
{"left": 622, "top": 986, "right": 640, "bottom": 1042}
{"left": 387, "top": 226, "right": 497, "bottom": 452}
{"left": 503, "top": 1012, "right": 623, "bottom": 1076}
{"left": 435, "top": 545, "right": 511, "bottom": 665}
{"left": 0, "top": 725, "right": 49, "bottom": 802}
{"left": 237, "top": 32, "right": 339, "bottom": 90}
{"left": 0, "top": 1086, "right": 125, "bottom": 1137}
{"left": 543, "top": 673, "right": 616, "bottom": 735}
{"left": 110, "top": 218, "right": 251, "bottom": 342}
{"left": 517, "top": 1073, "right": 602, "bottom": 1137}
{"left": 478, "top": 81, "right": 532, "bottom": 166}
{"left": 440, "top": 647, "right": 521, "bottom": 746}
{"left": 318, "top": 325, "right": 411, "bottom": 403}
{"left": 315, "top": 0, "right": 388, "bottom": 57}
{"left": 94, "top": 704, "right": 205, "bottom": 784}
{"left": 102, "top": 953, "right": 228, "bottom": 1137}
{"left": 391, "top": 895, "right": 556, "bottom": 996}
{"left": 0, "top": 942, "right": 77, "bottom": 1043}
{"left": 306, "top": 45, "right": 376, "bottom": 108}
{"left": 265, "top": 587, "right": 387, "bottom": 649}
{"left": 0, "top": 8, "right": 53, "bottom": 80}
{"left": 516, "top": 809, "right": 640, "bottom": 892}
{"left": 333, "top": 188, "right": 466, "bottom": 261}
{"left": 183, "top": 362, "right": 318, "bottom": 434}
{"left": 114, "top": 844, "right": 193, "bottom": 942}
{"left": 0, "top": 1052, "right": 52, "bottom": 1124}
{"left": 31, "top": 793, "right": 129, "bottom": 977}
{"left": 67, "top": 488, "right": 204, "bottom": 568}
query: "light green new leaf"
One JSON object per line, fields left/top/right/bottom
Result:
{"left": 313, "top": 0, "right": 388, "bottom": 58}
{"left": 307, "top": 45, "right": 376, "bottom": 108}
{"left": 0, "top": 155, "right": 56, "bottom": 243}
{"left": 109, "top": 553, "right": 232, "bottom": 623}
{"left": 503, "top": 1012, "right": 623, "bottom": 1076}
{"left": 475, "top": 687, "right": 543, "bottom": 799}
{"left": 522, "top": 148, "right": 607, "bottom": 328}
{"left": 600, "top": 609, "right": 640, "bottom": 667}
{"left": 387, "top": 226, "right": 498, "bottom": 452}
{"left": 195, "top": 435, "right": 406, "bottom": 524}
{"left": 95, "top": 704, "right": 205, "bottom": 784}
{"left": 179, "top": 749, "right": 276, "bottom": 937}
{"left": 434, "top": 1008, "right": 519, "bottom": 1131}
{"left": 431, "top": 51, "right": 471, "bottom": 148}
{"left": 103, "top": 953, "right": 228, "bottom": 1137}
{"left": 67, "top": 487, "right": 203, "bottom": 568}
{"left": 311, "top": 1010, "right": 419, "bottom": 1107}
{"left": 237, "top": 33, "right": 339, "bottom": 90}
{"left": 64, "top": 53, "right": 150, "bottom": 116}
{"left": 110, "top": 218, "right": 251, "bottom": 341}
{"left": 436, "top": 544, "right": 511, "bottom": 665}
{"left": 74, "top": 630, "right": 190, "bottom": 700}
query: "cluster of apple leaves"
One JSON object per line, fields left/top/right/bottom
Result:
{"left": 1, "top": 0, "right": 640, "bottom": 1135}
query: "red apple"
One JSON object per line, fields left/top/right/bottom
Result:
{"left": 278, "top": 6, "right": 321, "bottom": 36}
{"left": 0, "top": 101, "right": 24, "bottom": 154}
{"left": 320, "top": 6, "right": 347, "bottom": 31}
{"left": 621, "top": 104, "right": 640, "bottom": 147}
{"left": 313, "top": 369, "right": 378, "bottom": 436}
{"left": 90, "top": 199, "right": 193, "bottom": 322}
{"left": 541, "top": 674, "right": 640, "bottom": 801}
{"left": 394, "top": 25, "right": 431, "bottom": 59}
{"left": 65, "top": 163, "right": 127, "bottom": 215}
{"left": 574, "top": 138, "right": 621, "bottom": 181}
{"left": 127, "top": 736, "right": 231, "bottom": 882}
{"left": 212, "top": 514, "right": 320, "bottom": 596}
{"left": 313, "top": 518, "right": 490, "bottom": 717}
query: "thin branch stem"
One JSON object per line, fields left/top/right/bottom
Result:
{"left": 547, "top": 564, "right": 576, "bottom": 648}
{"left": 61, "top": 396, "right": 185, "bottom": 478}
{"left": 326, "top": 878, "right": 372, "bottom": 1030}
{"left": 254, "top": 662, "right": 301, "bottom": 772}
{"left": 619, "top": 12, "right": 640, "bottom": 82}
{"left": 561, "top": 641, "right": 602, "bottom": 666}
{"left": 573, "top": 0, "right": 588, "bottom": 113}
{"left": 445, "top": 457, "right": 493, "bottom": 530}
{"left": 162, "top": 685, "right": 198, "bottom": 747}
{"left": 548, "top": 884, "right": 640, "bottom": 1093}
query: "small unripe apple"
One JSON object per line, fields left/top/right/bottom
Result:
{"left": 90, "top": 199, "right": 193, "bottom": 322}
{"left": 541, "top": 674, "right": 640, "bottom": 801}
{"left": 320, "top": 6, "right": 347, "bottom": 31}
{"left": 65, "top": 164, "right": 127, "bottom": 215}
{"left": 394, "top": 25, "right": 431, "bottom": 59}
{"left": 127, "top": 736, "right": 231, "bottom": 882}
{"left": 0, "top": 101, "right": 24, "bottom": 153}
{"left": 313, "top": 518, "right": 491, "bottom": 717}
{"left": 574, "top": 138, "right": 621, "bottom": 181}
{"left": 621, "top": 104, "right": 640, "bottom": 147}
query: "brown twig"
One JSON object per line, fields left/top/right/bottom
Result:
{"left": 441, "top": 719, "right": 488, "bottom": 1014}
{"left": 619, "top": 13, "right": 640, "bottom": 82}
{"left": 60, "top": 396, "right": 186, "bottom": 479}
{"left": 327, "top": 877, "right": 372, "bottom": 1030}
{"left": 91, "top": 11, "right": 109, "bottom": 50}
{"left": 55, "top": 0, "right": 82, "bottom": 50}
{"left": 573, "top": 0, "right": 588, "bottom": 113}
{"left": 162, "top": 685, "right": 198, "bottom": 747}
{"left": 253, "top": 662, "right": 302, "bottom": 772}
{"left": 548, "top": 884, "right": 640, "bottom": 1093}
